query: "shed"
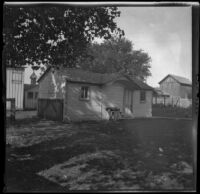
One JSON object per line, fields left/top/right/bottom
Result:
{"left": 37, "top": 67, "right": 154, "bottom": 121}
{"left": 6, "top": 67, "right": 25, "bottom": 110}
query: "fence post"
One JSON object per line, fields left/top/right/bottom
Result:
{"left": 164, "top": 96, "right": 166, "bottom": 107}
{"left": 10, "top": 99, "right": 15, "bottom": 121}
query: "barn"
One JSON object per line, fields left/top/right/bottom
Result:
{"left": 159, "top": 74, "right": 192, "bottom": 99}
{"left": 154, "top": 74, "right": 192, "bottom": 108}
{"left": 37, "top": 67, "right": 154, "bottom": 121}
{"left": 6, "top": 67, "right": 25, "bottom": 110}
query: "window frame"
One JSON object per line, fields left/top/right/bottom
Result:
{"left": 80, "top": 86, "right": 90, "bottom": 101}
{"left": 140, "top": 90, "right": 146, "bottom": 103}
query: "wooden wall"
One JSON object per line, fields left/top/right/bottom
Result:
{"left": 160, "top": 76, "right": 192, "bottom": 99}
{"left": 180, "top": 85, "right": 192, "bottom": 98}
{"left": 38, "top": 69, "right": 153, "bottom": 121}
{"left": 132, "top": 90, "right": 152, "bottom": 117}
{"left": 24, "top": 86, "right": 38, "bottom": 110}
{"left": 160, "top": 76, "right": 181, "bottom": 97}
{"left": 65, "top": 83, "right": 103, "bottom": 121}
{"left": 38, "top": 69, "right": 66, "bottom": 99}
{"left": 6, "top": 68, "right": 24, "bottom": 110}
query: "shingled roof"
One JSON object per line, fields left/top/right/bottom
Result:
{"left": 37, "top": 67, "right": 153, "bottom": 90}
{"left": 159, "top": 74, "right": 192, "bottom": 86}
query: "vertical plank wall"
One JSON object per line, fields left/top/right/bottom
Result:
{"left": 6, "top": 68, "right": 24, "bottom": 110}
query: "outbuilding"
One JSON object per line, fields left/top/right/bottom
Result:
{"left": 6, "top": 67, "right": 25, "bottom": 110}
{"left": 37, "top": 67, "right": 154, "bottom": 121}
{"left": 24, "top": 71, "right": 39, "bottom": 110}
{"left": 158, "top": 74, "right": 192, "bottom": 99}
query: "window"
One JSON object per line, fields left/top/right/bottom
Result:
{"left": 28, "top": 92, "right": 33, "bottom": 99}
{"left": 140, "top": 91, "right": 146, "bottom": 102}
{"left": 35, "top": 92, "right": 38, "bottom": 99}
{"left": 12, "top": 70, "right": 22, "bottom": 83}
{"left": 80, "top": 86, "right": 90, "bottom": 100}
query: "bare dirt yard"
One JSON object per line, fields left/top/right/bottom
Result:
{"left": 5, "top": 118, "right": 195, "bottom": 192}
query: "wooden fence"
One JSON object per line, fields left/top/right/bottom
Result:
{"left": 153, "top": 96, "right": 192, "bottom": 108}
{"left": 38, "top": 99, "right": 64, "bottom": 121}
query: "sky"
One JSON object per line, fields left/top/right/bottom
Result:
{"left": 24, "top": 6, "right": 192, "bottom": 87}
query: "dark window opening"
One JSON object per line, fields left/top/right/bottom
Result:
{"left": 140, "top": 91, "right": 146, "bottom": 102}
{"left": 35, "top": 92, "right": 38, "bottom": 99}
{"left": 28, "top": 92, "right": 33, "bottom": 99}
{"left": 80, "top": 86, "right": 90, "bottom": 100}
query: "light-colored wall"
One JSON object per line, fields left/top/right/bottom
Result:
{"left": 24, "top": 86, "right": 38, "bottom": 109}
{"left": 6, "top": 68, "right": 24, "bottom": 110}
{"left": 132, "top": 90, "right": 152, "bottom": 117}
{"left": 160, "top": 76, "right": 181, "bottom": 97}
{"left": 39, "top": 70, "right": 153, "bottom": 121}
{"left": 65, "top": 81, "right": 152, "bottom": 121}
{"left": 160, "top": 76, "right": 192, "bottom": 99}
{"left": 38, "top": 70, "right": 66, "bottom": 99}
{"left": 65, "top": 83, "right": 103, "bottom": 121}
{"left": 101, "top": 82, "right": 124, "bottom": 118}
{"left": 180, "top": 85, "right": 192, "bottom": 99}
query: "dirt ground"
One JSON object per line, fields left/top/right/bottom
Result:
{"left": 5, "top": 118, "right": 195, "bottom": 192}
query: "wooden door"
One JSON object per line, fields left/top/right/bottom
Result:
{"left": 38, "top": 99, "right": 63, "bottom": 121}
{"left": 123, "top": 89, "right": 133, "bottom": 115}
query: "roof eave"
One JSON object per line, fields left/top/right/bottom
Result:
{"left": 66, "top": 79, "right": 103, "bottom": 86}
{"left": 37, "top": 66, "right": 52, "bottom": 83}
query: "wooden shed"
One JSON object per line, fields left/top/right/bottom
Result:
{"left": 23, "top": 71, "right": 39, "bottom": 110}
{"left": 6, "top": 67, "right": 25, "bottom": 110}
{"left": 37, "top": 67, "right": 154, "bottom": 121}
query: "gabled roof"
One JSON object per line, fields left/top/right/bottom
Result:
{"left": 37, "top": 66, "right": 153, "bottom": 90}
{"left": 159, "top": 74, "right": 192, "bottom": 86}
{"left": 127, "top": 76, "right": 154, "bottom": 90}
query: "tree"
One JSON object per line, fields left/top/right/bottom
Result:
{"left": 78, "top": 37, "right": 152, "bottom": 81}
{"left": 3, "top": 5, "right": 124, "bottom": 69}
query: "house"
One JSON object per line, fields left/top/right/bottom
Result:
{"left": 24, "top": 71, "right": 39, "bottom": 110}
{"left": 6, "top": 67, "right": 25, "bottom": 110}
{"left": 37, "top": 66, "right": 154, "bottom": 121}
{"left": 158, "top": 74, "right": 192, "bottom": 99}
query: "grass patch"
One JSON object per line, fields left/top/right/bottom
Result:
{"left": 6, "top": 118, "right": 195, "bottom": 191}
{"left": 152, "top": 104, "right": 192, "bottom": 118}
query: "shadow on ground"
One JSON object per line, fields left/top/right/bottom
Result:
{"left": 5, "top": 118, "right": 195, "bottom": 191}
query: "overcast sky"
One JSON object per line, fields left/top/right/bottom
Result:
{"left": 116, "top": 6, "right": 192, "bottom": 86}
{"left": 24, "top": 6, "right": 192, "bottom": 87}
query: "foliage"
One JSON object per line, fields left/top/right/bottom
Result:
{"left": 78, "top": 37, "right": 152, "bottom": 81}
{"left": 3, "top": 5, "right": 124, "bottom": 68}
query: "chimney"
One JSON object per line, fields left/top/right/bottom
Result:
{"left": 30, "top": 71, "right": 37, "bottom": 85}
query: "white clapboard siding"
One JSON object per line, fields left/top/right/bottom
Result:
{"left": 6, "top": 68, "right": 24, "bottom": 110}
{"left": 132, "top": 90, "right": 152, "bottom": 117}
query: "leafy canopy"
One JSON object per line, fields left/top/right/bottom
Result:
{"left": 78, "top": 37, "right": 152, "bottom": 81}
{"left": 3, "top": 5, "right": 124, "bottom": 69}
